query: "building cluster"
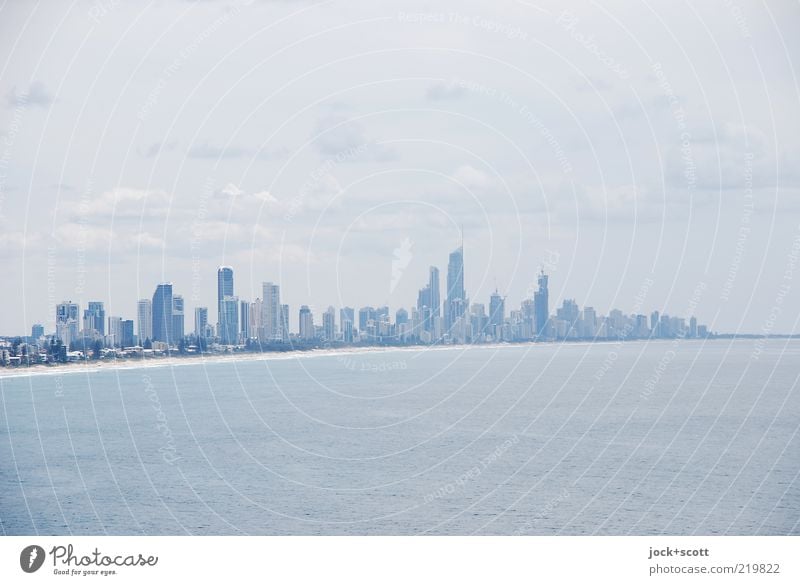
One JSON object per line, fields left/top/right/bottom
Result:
{"left": 1, "top": 246, "right": 711, "bottom": 365}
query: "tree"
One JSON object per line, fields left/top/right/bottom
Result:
{"left": 92, "top": 339, "right": 103, "bottom": 359}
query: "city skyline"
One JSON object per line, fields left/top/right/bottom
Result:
{"left": 13, "top": 241, "right": 715, "bottom": 357}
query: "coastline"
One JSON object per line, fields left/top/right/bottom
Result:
{"left": 0, "top": 336, "right": 736, "bottom": 380}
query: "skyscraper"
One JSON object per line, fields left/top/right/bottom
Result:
{"left": 429, "top": 266, "right": 440, "bottom": 324}
{"left": 280, "top": 304, "right": 290, "bottom": 342}
{"left": 217, "top": 267, "right": 237, "bottom": 344}
{"left": 137, "top": 299, "right": 153, "bottom": 344}
{"left": 172, "top": 295, "right": 185, "bottom": 341}
{"left": 56, "top": 301, "right": 80, "bottom": 346}
{"left": 489, "top": 289, "right": 505, "bottom": 338}
{"left": 194, "top": 307, "right": 208, "bottom": 338}
{"left": 323, "top": 306, "right": 336, "bottom": 341}
{"left": 219, "top": 297, "right": 239, "bottom": 344}
{"left": 107, "top": 316, "right": 122, "bottom": 347}
{"left": 445, "top": 246, "right": 466, "bottom": 331}
{"left": 152, "top": 283, "right": 173, "bottom": 344}
{"left": 262, "top": 282, "right": 280, "bottom": 341}
{"left": 240, "top": 300, "right": 251, "bottom": 340}
{"left": 534, "top": 270, "right": 549, "bottom": 339}
{"left": 83, "top": 301, "right": 105, "bottom": 336}
{"left": 121, "top": 320, "right": 135, "bottom": 348}
{"left": 299, "top": 305, "right": 314, "bottom": 340}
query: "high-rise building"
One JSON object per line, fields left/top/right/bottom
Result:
{"left": 358, "top": 306, "right": 375, "bottom": 333}
{"left": 262, "top": 282, "right": 281, "bottom": 341}
{"left": 429, "top": 266, "right": 440, "bottom": 325}
{"left": 322, "top": 306, "right": 336, "bottom": 341}
{"left": 219, "top": 297, "right": 239, "bottom": 344}
{"left": 396, "top": 308, "right": 408, "bottom": 325}
{"left": 280, "top": 304, "right": 290, "bottom": 342}
{"left": 250, "top": 299, "right": 262, "bottom": 340}
{"left": 340, "top": 307, "right": 354, "bottom": 339}
{"left": 137, "top": 299, "right": 153, "bottom": 344}
{"left": 31, "top": 324, "right": 44, "bottom": 339}
{"left": 56, "top": 301, "right": 80, "bottom": 346}
{"left": 172, "top": 295, "right": 185, "bottom": 341}
{"left": 488, "top": 289, "right": 505, "bottom": 337}
{"left": 689, "top": 316, "right": 698, "bottom": 338}
{"left": 121, "top": 320, "right": 135, "bottom": 348}
{"left": 534, "top": 270, "right": 549, "bottom": 338}
{"left": 445, "top": 246, "right": 466, "bottom": 331}
{"left": 152, "top": 283, "right": 173, "bottom": 344}
{"left": 83, "top": 301, "right": 105, "bottom": 336}
{"left": 217, "top": 266, "right": 234, "bottom": 326}
{"left": 650, "top": 311, "right": 660, "bottom": 337}
{"left": 216, "top": 267, "right": 236, "bottom": 344}
{"left": 299, "top": 305, "right": 314, "bottom": 340}
{"left": 107, "top": 316, "right": 122, "bottom": 347}
{"left": 240, "top": 300, "right": 251, "bottom": 340}
{"left": 194, "top": 307, "right": 208, "bottom": 338}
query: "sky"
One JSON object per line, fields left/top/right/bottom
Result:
{"left": 1, "top": 0, "right": 799, "bottom": 335}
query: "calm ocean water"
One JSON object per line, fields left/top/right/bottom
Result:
{"left": 1, "top": 339, "right": 798, "bottom": 535}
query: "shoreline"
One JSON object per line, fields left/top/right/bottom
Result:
{"left": 0, "top": 336, "right": 771, "bottom": 380}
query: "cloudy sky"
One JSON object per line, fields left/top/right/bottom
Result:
{"left": 1, "top": 0, "right": 799, "bottom": 335}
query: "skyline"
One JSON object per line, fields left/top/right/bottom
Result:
{"left": 16, "top": 242, "right": 715, "bottom": 353}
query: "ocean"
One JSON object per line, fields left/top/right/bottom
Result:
{"left": 1, "top": 338, "right": 798, "bottom": 535}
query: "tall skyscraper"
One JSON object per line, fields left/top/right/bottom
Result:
{"left": 137, "top": 299, "right": 153, "bottom": 343}
{"left": 83, "top": 301, "right": 105, "bottom": 336}
{"left": 219, "top": 297, "right": 239, "bottom": 344}
{"left": 172, "top": 295, "right": 185, "bottom": 341}
{"left": 429, "top": 266, "right": 440, "bottom": 324}
{"left": 489, "top": 289, "right": 505, "bottom": 337}
{"left": 280, "top": 304, "right": 290, "bottom": 342}
{"left": 31, "top": 324, "right": 44, "bottom": 339}
{"left": 445, "top": 245, "right": 466, "bottom": 331}
{"left": 107, "top": 316, "right": 122, "bottom": 347}
{"left": 152, "top": 283, "right": 173, "bottom": 344}
{"left": 262, "top": 282, "right": 280, "bottom": 341}
{"left": 240, "top": 300, "right": 251, "bottom": 340}
{"left": 534, "top": 270, "right": 549, "bottom": 339}
{"left": 56, "top": 301, "right": 80, "bottom": 346}
{"left": 217, "top": 267, "right": 237, "bottom": 344}
{"left": 299, "top": 305, "right": 314, "bottom": 340}
{"left": 323, "top": 306, "right": 336, "bottom": 341}
{"left": 194, "top": 307, "right": 208, "bottom": 338}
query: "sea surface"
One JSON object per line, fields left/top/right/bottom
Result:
{"left": 1, "top": 339, "right": 798, "bottom": 535}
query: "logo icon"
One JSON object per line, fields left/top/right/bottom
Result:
{"left": 20, "top": 545, "right": 45, "bottom": 573}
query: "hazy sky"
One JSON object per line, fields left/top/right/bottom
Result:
{"left": 1, "top": 0, "right": 799, "bottom": 335}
